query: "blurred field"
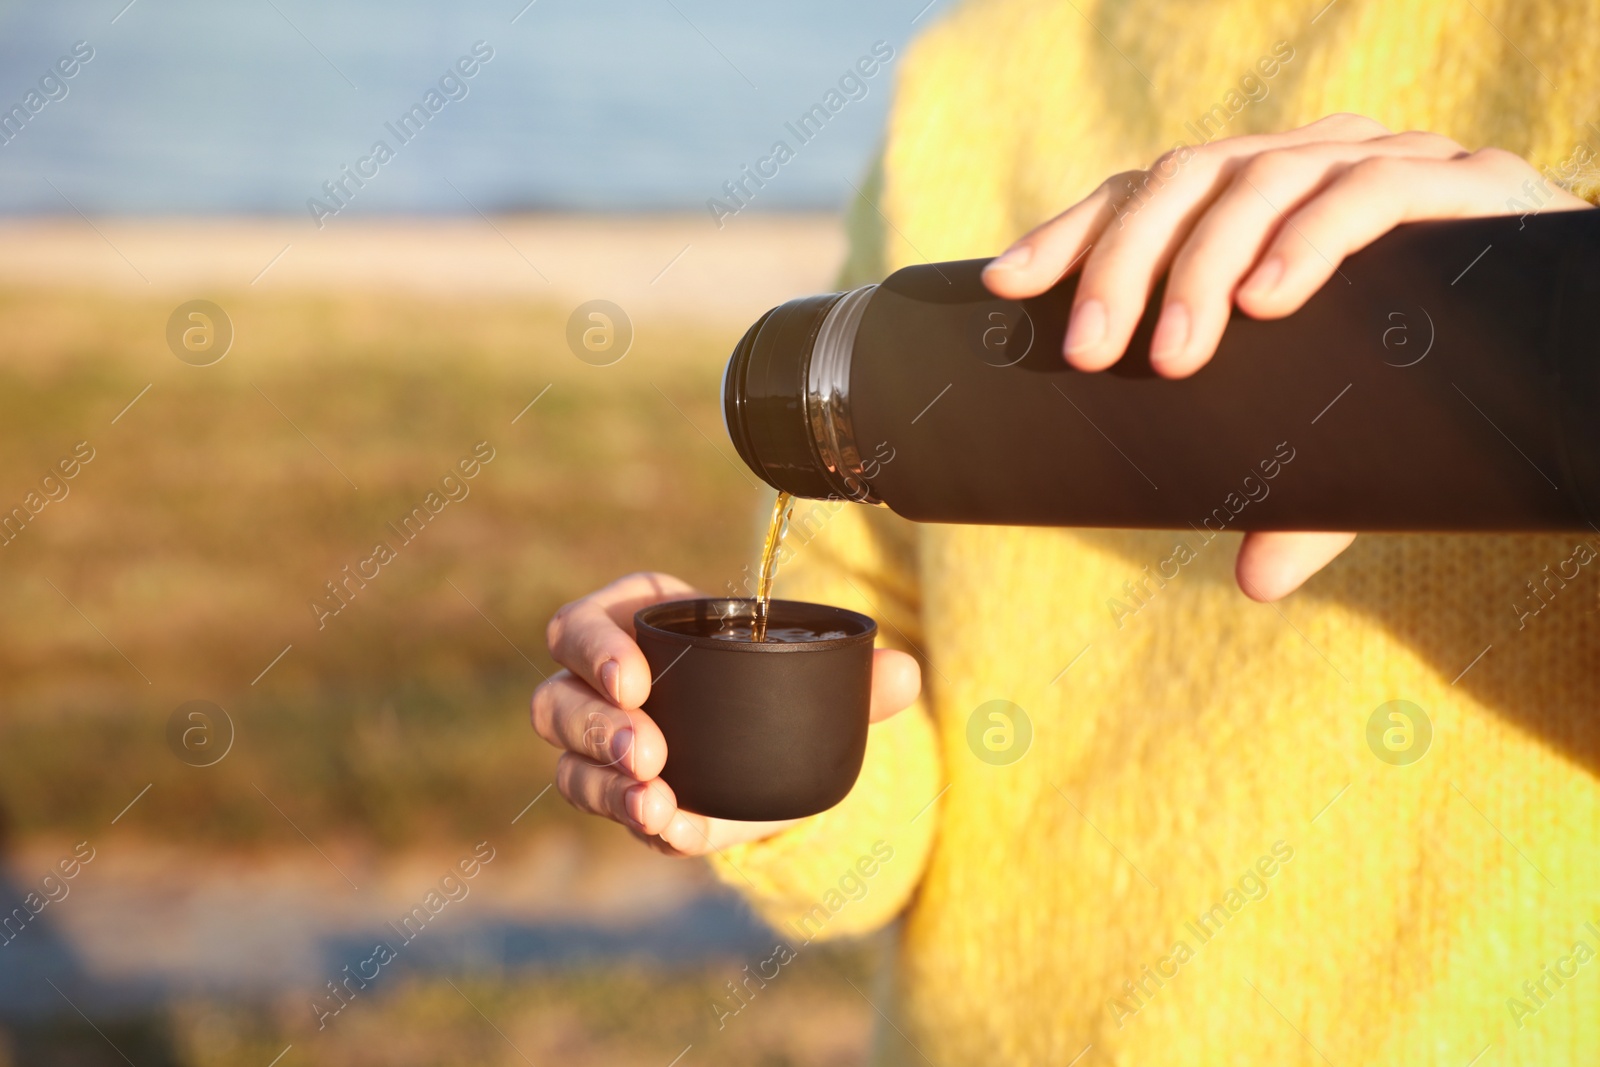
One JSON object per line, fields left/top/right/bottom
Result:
{"left": 0, "top": 216, "right": 893, "bottom": 1066}
{"left": 0, "top": 282, "right": 768, "bottom": 849}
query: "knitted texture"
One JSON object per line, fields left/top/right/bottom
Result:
{"left": 709, "top": 2, "right": 1600, "bottom": 1063}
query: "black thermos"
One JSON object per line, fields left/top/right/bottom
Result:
{"left": 722, "top": 211, "right": 1600, "bottom": 531}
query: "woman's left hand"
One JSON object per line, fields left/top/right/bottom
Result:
{"left": 982, "top": 113, "right": 1593, "bottom": 600}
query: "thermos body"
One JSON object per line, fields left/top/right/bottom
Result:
{"left": 723, "top": 211, "right": 1600, "bottom": 531}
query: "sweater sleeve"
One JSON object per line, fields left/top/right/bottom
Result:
{"left": 704, "top": 345, "right": 944, "bottom": 940}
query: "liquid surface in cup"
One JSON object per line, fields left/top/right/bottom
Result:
{"left": 636, "top": 601, "right": 864, "bottom": 643}
{"left": 753, "top": 489, "right": 794, "bottom": 641}
{"left": 710, "top": 622, "right": 850, "bottom": 643}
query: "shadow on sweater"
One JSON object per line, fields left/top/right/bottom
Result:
{"left": 1075, "top": 527, "right": 1600, "bottom": 777}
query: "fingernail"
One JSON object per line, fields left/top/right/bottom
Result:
{"left": 1064, "top": 298, "right": 1107, "bottom": 355}
{"left": 610, "top": 726, "right": 634, "bottom": 770}
{"left": 599, "top": 660, "right": 620, "bottom": 704}
{"left": 1241, "top": 256, "right": 1284, "bottom": 299}
{"left": 624, "top": 782, "right": 648, "bottom": 831}
{"left": 1149, "top": 301, "right": 1191, "bottom": 365}
{"left": 985, "top": 244, "right": 1032, "bottom": 272}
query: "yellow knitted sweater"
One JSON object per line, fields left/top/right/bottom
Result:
{"left": 709, "top": 2, "right": 1600, "bottom": 1064}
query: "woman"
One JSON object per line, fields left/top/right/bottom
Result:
{"left": 534, "top": 1, "right": 1600, "bottom": 1062}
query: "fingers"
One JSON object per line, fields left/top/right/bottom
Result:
{"left": 982, "top": 114, "right": 1393, "bottom": 308}
{"left": 1235, "top": 531, "right": 1357, "bottom": 601}
{"left": 1037, "top": 119, "right": 1397, "bottom": 372}
{"left": 1153, "top": 134, "right": 1468, "bottom": 377}
{"left": 1237, "top": 146, "right": 1592, "bottom": 320}
{"left": 981, "top": 177, "right": 1124, "bottom": 298}
{"left": 555, "top": 748, "right": 802, "bottom": 853}
{"left": 1060, "top": 161, "right": 1212, "bottom": 371}
{"left": 1234, "top": 155, "right": 1423, "bottom": 319}
{"left": 546, "top": 571, "right": 702, "bottom": 709}
{"left": 655, "top": 810, "right": 805, "bottom": 856}
{"left": 988, "top": 153, "right": 1233, "bottom": 365}
{"left": 556, "top": 753, "right": 679, "bottom": 835}
{"left": 530, "top": 670, "right": 668, "bottom": 779}
{"left": 869, "top": 648, "right": 922, "bottom": 722}
{"left": 559, "top": 756, "right": 802, "bottom": 856}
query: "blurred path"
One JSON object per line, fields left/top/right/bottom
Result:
{"left": 0, "top": 831, "right": 773, "bottom": 1012}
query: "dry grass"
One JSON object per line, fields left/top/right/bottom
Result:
{"left": 0, "top": 286, "right": 770, "bottom": 850}
{"left": 0, "top": 243, "right": 885, "bottom": 1067}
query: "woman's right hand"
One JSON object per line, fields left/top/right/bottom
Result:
{"left": 533, "top": 571, "right": 923, "bottom": 856}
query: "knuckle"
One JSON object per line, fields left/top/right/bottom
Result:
{"left": 555, "top": 754, "right": 585, "bottom": 809}
{"left": 1238, "top": 148, "right": 1301, "bottom": 186}
{"left": 1184, "top": 139, "right": 1221, "bottom": 171}
{"left": 584, "top": 777, "right": 624, "bottom": 825}
{"left": 632, "top": 826, "right": 683, "bottom": 857}
{"left": 1394, "top": 130, "right": 1464, "bottom": 156}
{"left": 1319, "top": 112, "right": 1388, "bottom": 137}
{"left": 1100, "top": 169, "right": 1165, "bottom": 228}
{"left": 1126, "top": 168, "right": 1162, "bottom": 198}
{"left": 545, "top": 598, "right": 580, "bottom": 654}
{"left": 1346, "top": 154, "right": 1407, "bottom": 185}
{"left": 1470, "top": 146, "right": 1528, "bottom": 173}
{"left": 1102, "top": 168, "right": 1149, "bottom": 196}
{"left": 555, "top": 754, "right": 619, "bottom": 820}
{"left": 1163, "top": 242, "right": 1209, "bottom": 289}
{"left": 1149, "top": 147, "right": 1191, "bottom": 179}
{"left": 529, "top": 681, "right": 555, "bottom": 740}
{"left": 606, "top": 774, "right": 634, "bottom": 818}
{"left": 579, "top": 709, "right": 615, "bottom": 762}
{"left": 616, "top": 569, "right": 669, "bottom": 601}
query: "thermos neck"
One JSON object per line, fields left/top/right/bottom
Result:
{"left": 723, "top": 284, "right": 880, "bottom": 502}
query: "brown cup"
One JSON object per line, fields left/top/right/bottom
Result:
{"left": 632, "top": 597, "right": 876, "bottom": 821}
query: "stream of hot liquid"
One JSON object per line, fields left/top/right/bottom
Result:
{"left": 752, "top": 490, "right": 794, "bottom": 641}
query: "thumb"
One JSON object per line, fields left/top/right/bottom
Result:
{"left": 1235, "top": 531, "right": 1357, "bottom": 602}
{"left": 869, "top": 648, "right": 922, "bottom": 722}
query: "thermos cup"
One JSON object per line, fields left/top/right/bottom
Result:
{"left": 633, "top": 597, "right": 876, "bottom": 821}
